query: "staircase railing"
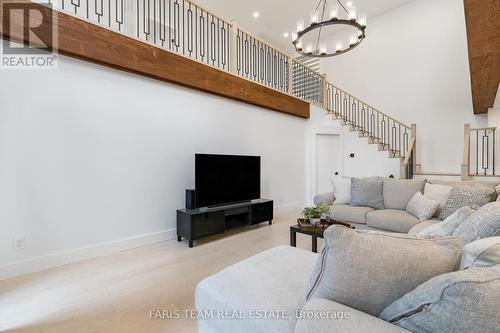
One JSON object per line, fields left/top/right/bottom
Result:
{"left": 462, "top": 124, "right": 497, "bottom": 179}
{"left": 401, "top": 134, "right": 417, "bottom": 179}
{"left": 45, "top": 0, "right": 414, "bottom": 176}
{"left": 325, "top": 83, "right": 414, "bottom": 158}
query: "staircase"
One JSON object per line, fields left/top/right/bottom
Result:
{"left": 322, "top": 82, "right": 417, "bottom": 179}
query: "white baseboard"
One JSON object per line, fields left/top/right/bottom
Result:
{"left": 275, "top": 201, "right": 305, "bottom": 212}
{"left": 0, "top": 228, "right": 176, "bottom": 281}
{"left": 1, "top": 202, "right": 304, "bottom": 281}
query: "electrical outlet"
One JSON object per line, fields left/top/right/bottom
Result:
{"left": 13, "top": 237, "right": 25, "bottom": 251}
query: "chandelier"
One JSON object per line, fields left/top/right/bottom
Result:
{"left": 292, "top": 0, "right": 367, "bottom": 57}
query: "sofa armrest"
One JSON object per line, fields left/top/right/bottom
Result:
{"left": 313, "top": 192, "right": 335, "bottom": 206}
{"left": 295, "top": 298, "right": 410, "bottom": 333}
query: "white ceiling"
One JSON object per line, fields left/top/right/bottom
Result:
{"left": 194, "top": 0, "right": 413, "bottom": 54}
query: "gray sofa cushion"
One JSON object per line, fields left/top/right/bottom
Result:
{"left": 460, "top": 237, "right": 500, "bottom": 269}
{"left": 429, "top": 179, "right": 499, "bottom": 190}
{"left": 407, "top": 219, "right": 439, "bottom": 235}
{"left": 330, "top": 204, "right": 374, "bottom": 224}
{"left": 305, "top": 226, "right": 461, "bottom": 317}
{"left": 439, "top": 185, "right": 495, "bottom": 220}
{"left": 350, "top": 177, "right": 384, "bottom": 210}
{"left": 417, "top": 206, "right": 475, "bottom": 237}
{"left": 453, "top": 201, "right": 500, "bottom": 246}
{"left": 383, "top": 178, "right": 426, "bottom": 210}
{"left": 296, "top": 298, "right": 410, "bottom": 333}
{"left": 366, "top": 209, "right": 420, "bottom": 233}
{"left": 196, "top": 245, "right": 318, "bottom": 333}
{"left": 380, "top": 265, "right": 500, "bottom": 333}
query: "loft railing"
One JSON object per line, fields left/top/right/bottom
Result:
{"left": 462, "top": 124, "right": 496, "bottom": 179}
{"left": 235, "top": 27, "right": 289, "bottom": 94}
{"left": 292, "top": 60, "right": 324, "bottom": 106}
{"left": 47, "top": 0, "right": 322, "bottom": 101}
{"left": 50, "top": 0, "right": 233, "bottom": 72}
{"left": 45, "top": 0, "right": 414, "bottom": 173}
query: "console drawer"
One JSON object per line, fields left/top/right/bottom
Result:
{"left": 191, "top": 211, "right": 225, "bottom": 239}
{"left": 250, "top": 202, "right": 273, "bottom": 224}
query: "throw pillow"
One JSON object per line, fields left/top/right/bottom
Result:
{"left": 382, "top": 178, "right": 426, "bottom": 210}
{"left": 423, "top": 183, "right": 452, "bottom": 217}
{"left": 417, "top": 206, "right": 475, "bottom": 237}
{"left": 380, "top": 265, "right": 500, "bottom": 333}
{"left": 330, "top": 177, "right": 351, "bottom": 205}
{"left": 406, "top": 192, "right": 440, "bottom": 221}
{"left": 438, "top": 185, "right": 495, "bottom": 220}
{"left": 460, "top": 237, "right": 500, "bottom": 269}
{"left": 350, "top": 177, "right": 384, "bottom": 210}
{"left": 453, "top": 201, "right": 500, "bottom": 246}
{"left": 305, "top": 226, "right": 461, "bottom": 317}
{"left": 495, "top": 184, "right": 500, "bottom": 201}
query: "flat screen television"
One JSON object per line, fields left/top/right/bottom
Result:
{"left": 195, "top": 154, "right": 261, "bottom": 208}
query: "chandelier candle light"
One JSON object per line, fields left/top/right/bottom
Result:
{"left": 292, "top": 0, "right": 366, "bottom": 57}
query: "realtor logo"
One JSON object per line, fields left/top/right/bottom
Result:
{"left": 1, "top": 0, "right": 58, "bottom": 69}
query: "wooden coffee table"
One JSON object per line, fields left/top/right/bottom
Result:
{"left": 290, "top": 220, "right": 353, "bottom": 253}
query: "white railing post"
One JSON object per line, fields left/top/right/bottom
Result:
{"left": 322, "top": 74, "right": 328, "bottom": 110}
{"left": 462, "top": 124, "right": 471, "bottom": 180}
{"left": 411, "top": 123, "right": 417, "bottom": 174}
{"left": 287, "top": 56, "right": 293, "bottom": 95}
{"left": 230, "top": 20, "right": 238, "bottom": 75}
{"left": 125, "top": 0, "right": 136, "bottom": 36}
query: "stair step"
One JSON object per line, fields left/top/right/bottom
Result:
{"left": 329, "top": 112, "right": 406, "bottom": 161}
{"left": 358, "top": 131, "right": 370, "bottom": 138}
{"left": 378, "top": 143, "right": 389, "bottom": 151}
{"left": 389, "top": 151, "right": 401, "bottom": 158}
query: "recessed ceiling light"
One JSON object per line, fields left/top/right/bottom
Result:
{"left": 253, "top": 12, "right": 260, "bottom": 18}
{"left": 347, "top": 1, "right": 353, "bottom": 7}
{"left": 283, "top": 32, "right": 289, "bottom": 38}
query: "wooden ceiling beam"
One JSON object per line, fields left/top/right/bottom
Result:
{"left": 463, "top": 0, "right": 500, "bottom": 114}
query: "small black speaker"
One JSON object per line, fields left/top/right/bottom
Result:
{"left": 186, "top": 189, "right": 196, "bottom": 209}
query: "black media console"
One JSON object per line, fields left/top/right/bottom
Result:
{"left": 176, "top": 199, "right": 273, "bottom": 247}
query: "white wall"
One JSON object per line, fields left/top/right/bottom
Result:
{"left": 304, "top": 111, "right": 400, "bottom": 203}
{"left": 321, "top": 0, "right": 487, "bottom": 174}
{"left": 0, "top": 48, "right": 400, "bottom": 279}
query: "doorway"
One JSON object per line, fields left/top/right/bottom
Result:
{"left": 315, "top": 133, "right": 342, "bottom": 195}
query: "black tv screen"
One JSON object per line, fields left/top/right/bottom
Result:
{"left": 195, "top": 154, "right": 261, "bottom": 207}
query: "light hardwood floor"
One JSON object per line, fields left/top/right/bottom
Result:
{"left": 0, "top": 209, "right": 320, "bottom": 333}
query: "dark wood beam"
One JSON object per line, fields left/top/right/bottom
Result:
{"left": 0, "top": 1, "right": 310, "bottom": 118}
{"left": 463, "top": 0, "right": 500, "bottom": 114}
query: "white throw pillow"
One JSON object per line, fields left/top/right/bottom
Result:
{"left": 460, "top": 237, "right": 500, "bottom": 269}
{"left": 417, "top": 206, "right": 476, "bottom": 237}
{"left": 453, "top": 201, "right": 500, "bottom": 246}
{"left": 406, "top": 192, "right": 440, "bottom": 221}
{"left": 331, "top": 177, "right": 351, "bottom": 204}
{"left": 424, "top": 183, "right": 452, "bottom": 216}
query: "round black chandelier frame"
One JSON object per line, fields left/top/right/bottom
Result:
{"left": 292, "top": 0, "right": 367, "bottom": 58}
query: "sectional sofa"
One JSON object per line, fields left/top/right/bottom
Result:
{"left": 313, "top": 178, "right": 500, "bottom": 234}
{"left": 195, "top": 177, "right": 500, "bottom": 333}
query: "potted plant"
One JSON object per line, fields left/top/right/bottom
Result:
{"left": 301, "top": 203, "right": 329, "bottom": 226}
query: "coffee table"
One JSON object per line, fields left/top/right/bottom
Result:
{"left": 290, "top": 220, "right": 353, "bottom": 253}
